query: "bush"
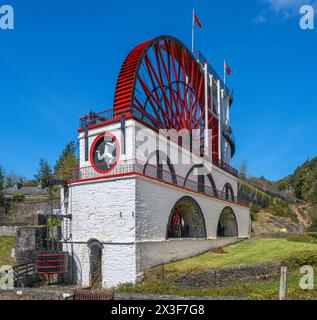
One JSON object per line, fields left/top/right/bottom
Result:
{"left": 267, "top": 198, "right": 295, "bottom": 220}
{"left": 282, "top": 250, "right": 317, "bottom": 270}
{"left": 12, "top": 193, "right": 25, "bottom": 201}
{"left": 287, "top": 233, "right": 317, "bottom": 244}
{"left": 308, "top": 218, "right": 317, "bottom": 232}
{"left": 0, "top": 191, "right": 5, "bottom": 206}
{"left": 250, "top": 204, "right": 262, "bottom": 221}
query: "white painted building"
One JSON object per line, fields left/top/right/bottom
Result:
{"left": 61, "top": 35, "right": 250, "bottom": 288}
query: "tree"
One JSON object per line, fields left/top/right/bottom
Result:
{"left": 238, "top": 160, "right": 248, "bottom": 179}
{"left": 0, "top": 166, "right": 5, "bottom": 204}
{"left": 34, "top": 159, "right": 53, "bottom": 188}
{"left": 0, "top": 166, "right": 4, "bottom": 191}
{"left": 54, "top": 141, "right": 79, "bottom": 180}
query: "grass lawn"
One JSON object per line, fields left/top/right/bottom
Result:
{"left": 164, "top": 238, "right": 317, "bottom": 272}
{"left": 117, "top": 238, "right": 317, "bottom": 300}
{"left": 0, "top": 236, "right": 15, "bottom": 266}
{"left": 118, "top": 271, "right": 317, "bottom": 300}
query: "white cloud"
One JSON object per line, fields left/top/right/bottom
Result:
{"left": 257, "top": 0, "right": 316, "bottom": 22}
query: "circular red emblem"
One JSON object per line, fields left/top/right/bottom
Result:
{"left": 90, "top": 133, "right": 120, "bottom": 174}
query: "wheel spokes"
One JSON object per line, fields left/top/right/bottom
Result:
{"left": 134, "top": 39, "right": 205, "bottom": 147}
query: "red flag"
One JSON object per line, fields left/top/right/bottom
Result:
{"left": 225, "top": 61, "right": 231, "bottom": 75}
{"left": 194, "top": 13, "right": 203, "bottom": 29}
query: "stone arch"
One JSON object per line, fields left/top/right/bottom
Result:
{"left": 88, "top": 239, "right": 103, "bottom": 288}
{"left": 183, "top": 164, "right": 218, "bottom": 196}
{"left": 222, "top": 182, "right": 235, "bottom": 201}
{"left": 143, "top": 150, "right": 177, "bottom": 185}
{"left": 217, "top": 207, "right": 238, "bottom": 237}
{"left": 167, "top": 196, "right": 207, "bottom": 239}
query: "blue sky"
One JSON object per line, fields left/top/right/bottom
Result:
{"left": 0, "top": 0, "right": 316, "bottom": 181}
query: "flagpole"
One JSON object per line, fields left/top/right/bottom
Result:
{"left": 192, "top": 8, "right": 195, "bottom": 53}
{"left": 224, "top": 60, "right": 226, "bottom": 85}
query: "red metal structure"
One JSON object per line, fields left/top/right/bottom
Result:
{"left": 36, "top": 252, "right": 68, "bottom": 275}
{"left": 113, "top": 35, "right": 219, "bottom": 158}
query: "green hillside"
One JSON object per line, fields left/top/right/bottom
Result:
{"left": 275, "top": 157, "right": 317, "bottom": 204}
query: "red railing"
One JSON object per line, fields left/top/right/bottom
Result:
{"left": 67, "top": 159, "right": 248, "bottom": 207}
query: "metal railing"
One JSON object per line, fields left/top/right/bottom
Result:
{"left": 221, "top": 121, "right": 236, "bottom": 157}
{"left": 194, "top": 51, "right": 231, "bottom": 97}
{"left": 67, "top": 159, "right": 247, "bottom": 206}
{"left": 212, "top": 157, "right": 238, "bottom": 177}
{"left": 78, "top": 105, "right": 239, "bottom": 177}
{"left": 80, "top": 108, "right": 114, "bottom": 128}
{"left": 239, "top": 176, "right": 299, "bottom": 204}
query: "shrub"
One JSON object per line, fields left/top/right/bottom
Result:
{"left": 282, "top": 250, "right": 317, "bottom": 270}
{"left": 12, "top": 193, "right": 25, "bottom": 201}
{"left": 250, "top": 204, "right": 262, "bottom": 221}
{"left": 287, "top": 233, "right": 317, "bottom": 244}
{"left": 267, "top": 198, "right": 296, "bottom": 220}
{"left": 308, "top": 218, "right": 317, "bottom": 232}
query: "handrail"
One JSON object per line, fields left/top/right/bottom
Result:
{"left": 239, "top": 176, "right": 299, "bottom": 204}
{"left": 78, "top": 104, "right": 238, "bottom": 177}
{"left": 221, "top": 121, "right": 236, "bottom": 157}
{"left": 193, "top": 51, "right": 231, "bottom": 97}
{"left": 67, "top": 158, "right": 247, "bottom": 207}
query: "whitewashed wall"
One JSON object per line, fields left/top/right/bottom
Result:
{"left": 135, "top": 176, "right": 249, "bottom": 242}
{"left": 66, "top": 117, "right": 249, "bottom": 288}
{"left": 69, "top": 177, "right": 136, "bottom": 243}
{"left": 137, "top": 238, "right": 242, "bottom": 271}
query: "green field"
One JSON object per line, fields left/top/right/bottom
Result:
{"left": 164, "top": 238, "right": 317, "bottom": 273}
{"left": 117, "top": 238, "right": 317, "bottom": 300}
{"left": 118, "top": 271, "right": 317, "bottom": 300}
{"left": 0, "top": 236, "right": 15, "bottom": 266}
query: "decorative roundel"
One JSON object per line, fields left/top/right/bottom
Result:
{"left": 90, "top": 133, "right": 120, "bottom": 174}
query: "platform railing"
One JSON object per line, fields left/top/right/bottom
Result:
{"left": 193, "top": 51, "right": 231, "bottom": 97}
{"left": 67, "top": 159, "right": 247, "bottom": 207}
{"left": 220, "top": 121, "right": 236, "bottom": 158}
{"left": 78, "top": 104, "right": 238, "bottom": 177}
{"left": 80, "top": 108, "right": 115, "bottom": 128}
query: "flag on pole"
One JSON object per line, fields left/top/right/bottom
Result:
{"left": 224, "top": 60, "right": 231, "bottom": 75}
{"left": 194, "top": 12, "right": 203, "bottom": 29}
{"left": 192, "top": 9, "right": 202, "bottom": 52}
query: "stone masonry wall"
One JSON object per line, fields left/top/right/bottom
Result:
{"left": 176, "top": 260, "right": 281, "bottom": 288}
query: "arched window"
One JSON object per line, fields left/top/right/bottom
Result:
{"left": 217, "top": 207, "right": 238, "bottom": 237}
{"left": 184, "top": 164, "right": 218, "bottom": 196}
{"left": 143, "top": 150, "right": 177, "bottom": 185}
{"left": 167, "top": 196, "right": 206, "bottom": 239}
{"left": 222, "top": 182, "right": 234, "bottom": 201}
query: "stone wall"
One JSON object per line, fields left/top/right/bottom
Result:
{"left": 15, "top": 226, "right": 46, "bottom": 265}
{"left": 0, "top": 289, "right": 73, "bottom": 300}
{"left": 1, "top": 198, "right": 60, "bottom": 226}
{"left": 0, "top": 225, "right": 18, "bottom": 236}
{"left": 176, "top": 260, "right": 282, "bottom": 288}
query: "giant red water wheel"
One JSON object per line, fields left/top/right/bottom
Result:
{"left": 113, "top": 35, "right": 219, "bottom": 158}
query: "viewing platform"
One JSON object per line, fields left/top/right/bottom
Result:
{"left": 78, "top": 107, "right": 238, "bottom": 177}
{"left": 65, "top": 158, "right": 247, "bottom": 207}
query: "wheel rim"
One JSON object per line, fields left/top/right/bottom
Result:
{"left": 114, "top": 35, "right": 221, "bottom": 151}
